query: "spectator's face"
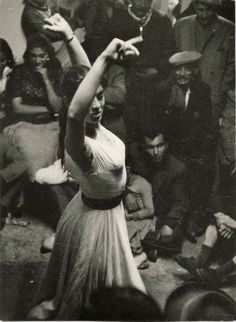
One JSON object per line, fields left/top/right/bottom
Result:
{"left": 174, "top": 64, "right": 196, "bottom": 87}
{"left": 27, "top": 47, "right": 49, "bottom": 70}
{"left": 131, "top": 0, "right": 152, "bottom": 17}
{"left": 85, "top": 85, "right": 105, "bottom": 127}
{"left": 0, "top": 52, "right": 7, "bottom": 76}
{"left": 144, "top": 134, "right": 168, "bottom": 164}
{"left": 194, "top": 2, "right": 216, "bottom": 26}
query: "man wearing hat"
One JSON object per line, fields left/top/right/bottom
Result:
{"left": 175, "top": 97, "right": 236, "bottom": 287}
{"left": 174, "top": 0, "right": 235, "bottom": 124}
{"left": 152, "top": 51, "right": 215, "bottom": 241}
{"left": 163, "top": 282, "right": 236, "bottom": 320}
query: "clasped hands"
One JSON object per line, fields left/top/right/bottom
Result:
{"left": 124, "top": 192, "right": 173, "bottom": 242}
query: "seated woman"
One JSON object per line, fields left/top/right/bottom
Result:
{"left": 0, "top": 38, "right": 15, "bottom": 131}
{"left": 5, "top": 33, "right": 63, "bottom": 180}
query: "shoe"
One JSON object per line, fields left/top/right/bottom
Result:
{"left": 40, "top": 245, "right": 52, "bottom": 254}
{"left": 135, "top": 251, "right": 149, "bottom": 270}
{"left": 40, "top": 234, "right": 55, "bottom": 254}
{"left": 175, "top": 255, "right": 198, "bottom": 274}
{"left": 146, "top": 249, "right": 158, "bottom": 262}
{"left": 138, "top": 259, "right": 149, "bottom": 270}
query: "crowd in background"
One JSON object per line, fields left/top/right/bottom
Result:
{"left": 0, "top": 0, "right": 235, "bottom": 320}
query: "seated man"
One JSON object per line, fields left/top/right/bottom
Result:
{"left": 126, "top": 126, "right": 189, "bottom": 261}
{"left": 175, "top": 174, "right": 236, "bottom": 287}
{"left": 0, "top": 133, "right": 27, "bottom": 230}
{"left": 175, "top": 92, "right": 236, "bottom": 287}
{"left": 153, "top": 51, "right": 215, "bottom": 241}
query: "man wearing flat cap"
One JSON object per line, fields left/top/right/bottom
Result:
{"left": 174, "top": 0, "right": 235, "bottom": 124}
{"left": 152, "top": 51, "right": 215, "bottom": 241}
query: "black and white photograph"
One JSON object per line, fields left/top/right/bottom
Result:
{"left": 0, "top": 0, "right": 235, "bottom": 320}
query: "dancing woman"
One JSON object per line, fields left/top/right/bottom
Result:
{"left": 28, "top": 14, "right": 146, "bottom": 320}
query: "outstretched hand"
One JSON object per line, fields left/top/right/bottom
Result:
{"left": 214, "top": 212, "right": 236, "bottom": 230}
{"left": 44, "top": 13, "right": 73, "bottom": 41}
{"left": 103, "top": 38, "right": 140, "bottom": 62}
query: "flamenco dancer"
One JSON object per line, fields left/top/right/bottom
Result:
{"left": 28, "top": 14, "right": 146, "bottom": 320}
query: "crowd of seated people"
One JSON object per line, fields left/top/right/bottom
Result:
{"left": 0, "top": 0, "right": 235, "bottom": 318}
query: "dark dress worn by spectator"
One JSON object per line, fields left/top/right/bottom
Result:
{"left": 127, "top": 128, "right": 189, "bottom": 261}
{"left": 154, "top": 51, "right": 215, "bottom": 241}
{"left": 0, "top": 134, "right": 27, "bottom": 230}
{"left": 174, "top": 0, "right": 235, "bottom": 123}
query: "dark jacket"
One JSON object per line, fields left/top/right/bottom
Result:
{"left": 153, "top": 79, "right": 215, "bottom": 160}
{"left": 128, "top": 145, "right": 189, "bottom": 230}
{"left": 174, "top": 14, "right": 235, "bottom": 116}
{"left": 109, "top": 8, "right": 174, "bottom": 79}
{"left": 0, "top": 134, "right": 27, "bottom": 184}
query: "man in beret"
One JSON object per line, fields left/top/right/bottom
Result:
{"left": 152, "top": 51, "right": 215, "bottom": 241}
{"left": 174, "top": 0, "right": 235, "bottom": 124}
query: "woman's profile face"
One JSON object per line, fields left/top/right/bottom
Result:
{"left": 0, "top": 51, "right": 7, "bottom": 77}
{"left": 27, "top": 47, "right": 49, "bottom": 70}
{"left": 85, "top": 85, "right": 105, "bottom": 127}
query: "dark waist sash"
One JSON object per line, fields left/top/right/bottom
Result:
{"left": 82, "top": 193, "right": 123, "bottom": 210}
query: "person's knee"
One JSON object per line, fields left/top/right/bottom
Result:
{"left": 204, "top": 224, "right": 218, "bottom": 246}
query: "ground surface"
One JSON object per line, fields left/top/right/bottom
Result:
{"left": 0, "top": 214, "right": 236, "bottom": 320}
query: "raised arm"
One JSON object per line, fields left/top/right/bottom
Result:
{"left": 66, "top": 39, "right": 139, "bottom": 168}
{"left": 44, "top": 13, "right": 90, "bottom": 68}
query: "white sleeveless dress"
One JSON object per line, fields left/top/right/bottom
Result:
{"left": 34, "top": 126, "right": 146, "bottom": 320}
